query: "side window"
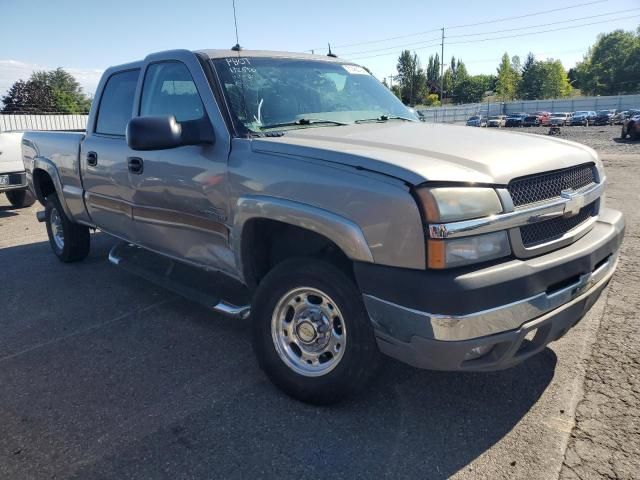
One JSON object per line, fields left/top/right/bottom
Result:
{"left": 140, "top": 62, "right": 204, "bottom": 122}
{"left": 95, "top": 69, "right": 139, "bottom": 136}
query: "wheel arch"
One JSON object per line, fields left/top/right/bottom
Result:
{"left": 31, "top": 157, "right": 73, "bottom": 219}
{"left": 232, "top": 196, "right": 374, "bottom": 289}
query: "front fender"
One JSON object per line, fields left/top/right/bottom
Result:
{"left": 232, "top": 195, "right": 374, "bottom": 278}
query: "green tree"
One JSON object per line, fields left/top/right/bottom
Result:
{"left": 395, "top": 50, "right": 426, "bottom": 105}
{"left": 540, "top": 59, "right": 573, "bottom": 98}
{"left": 519, "top": 53, "right": 544, "bottom": 99}
{"left": 1, "top": 77, "right": 56, "bottom": 113}
{"left": 426, "top": 53, "right": 440, "bottom": 85}
{"left": 576, "top": 29, "right": 640, "bottom": 95}
{"left": 495, "top": 52, "right": 518, "bottom": 101}
{"left": 1, "top": 68, "right": 91, "bottom": 114}
{"left": 453, "top": 74, "right": 494, "bottom": 104}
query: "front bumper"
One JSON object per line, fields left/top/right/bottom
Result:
{"left": 356, "top": 208, "right": 624, "bottom": 371}
{"left": 0, "top": 171, "right": 27, "bottom": 193}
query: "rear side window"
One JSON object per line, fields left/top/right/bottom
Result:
{"left": 95, "top": 69, "right": 139, "bottom": 136}
{"left": 140, "top": 62, "right": 204, "bottom": 122}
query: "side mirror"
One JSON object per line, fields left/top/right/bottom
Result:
{"left": 126, "top": 115, "right": 214, "bottom": 151}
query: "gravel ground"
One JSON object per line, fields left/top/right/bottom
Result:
{"left": 494, "top": 124, "right": 638, "bottom": 155}
{"left": 559, "top": 151, "right": 640, "bottom": 480}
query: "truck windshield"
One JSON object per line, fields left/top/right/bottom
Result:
{"left": 211, "top": 57, "right": 417, "bottom": 133}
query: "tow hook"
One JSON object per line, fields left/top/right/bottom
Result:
{"left": 36, "top": 211, "right": 46, "bottom": 222}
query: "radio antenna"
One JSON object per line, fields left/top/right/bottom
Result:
{"left": 232, "top": 0, "right": 241, "bottom": 51}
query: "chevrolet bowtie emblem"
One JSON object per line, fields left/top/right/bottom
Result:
{"left": 561, "top": 189, "right": 584, "bottom": 218}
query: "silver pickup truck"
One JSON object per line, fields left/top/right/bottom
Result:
{"left": 22, "top": 49, "right": 624, "bottom": 404}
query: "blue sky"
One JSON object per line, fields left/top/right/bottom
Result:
{"left": 0, "top": 0, "right": 638, "bottom": 97}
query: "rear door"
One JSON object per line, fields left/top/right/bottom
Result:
{"left": 128, "top": 56, "right": 233, "bottom": 273}
{"left": 81, "top": 68, "right": 140, "bottom": 239}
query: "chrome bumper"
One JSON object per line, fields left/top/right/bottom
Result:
{"left": 363, "top": 252, "right": 617, "bottom": 342}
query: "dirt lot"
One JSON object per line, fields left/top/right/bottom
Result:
{"left": 0, "top": 128, "right": 637, "bottom": 479}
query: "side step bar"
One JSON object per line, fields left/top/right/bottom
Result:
{"left": 108, "top": 242, "right": 251, "bottom": 320}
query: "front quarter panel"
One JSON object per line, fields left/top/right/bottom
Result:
{"left": 228, "top": 139, "right": 426, "bottom": 271}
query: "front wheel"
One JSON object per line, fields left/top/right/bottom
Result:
{"left": 252, "top": 258, "right": 380, "bottom": 404}
{"left": 45, "top": 193, "right": 90, "bottom": 262}
{"left": 5, "top": 189, "right": 35, "bottom": 208}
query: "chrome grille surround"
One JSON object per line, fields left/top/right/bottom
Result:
{"left": 519, "top": 201, "right": 598, "bottom": 247}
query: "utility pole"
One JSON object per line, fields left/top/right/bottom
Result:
{"left": 439, "top": 27, "right": 445, "bottom": 103}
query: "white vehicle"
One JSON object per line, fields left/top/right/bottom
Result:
{"left": 0, "top": 131, "right": 35, "bottom": 208}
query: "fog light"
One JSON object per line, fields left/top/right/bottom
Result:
{"left": 463, "top": 344, "right": 493, "bottom": 361}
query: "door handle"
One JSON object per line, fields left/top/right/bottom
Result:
{"left": 87, "top": 151, "right": 98, "bottom": 167}
{"left": 127, "top": 157, "right": 144, "bottom": 174}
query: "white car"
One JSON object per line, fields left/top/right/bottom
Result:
{"left": 0, "top": 131, "right": 35, "bottom": 208}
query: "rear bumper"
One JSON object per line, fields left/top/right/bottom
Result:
{"left": 0, "top": 171, "right": 27, "bottom": 193}
{"left": 356, "top": 208, "right": 624, "bottom": 371}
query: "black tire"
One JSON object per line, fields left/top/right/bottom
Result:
{"left": 5, "top": 189, "right": 35, "bottom": 208}
{"left": 621, "top": 126, "right": 628, "bottom": 139}
{"left": 45, "top": 193, "right": 90, "bottom": 262}
{"left": 252, "top": 258, "right": 380, "bottom": 404}
{"left": 630, "top": 123, "right": 640, "bottom": 141}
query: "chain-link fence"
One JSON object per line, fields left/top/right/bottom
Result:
{"left": 417, "top": 94, "right": 640, "bottom": 123}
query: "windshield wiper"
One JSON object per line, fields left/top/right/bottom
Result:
{"left": 355, "top": 115, "right": 415, "bottom": 124}
{"left": 259, "top": 118, "right": 348, "bottom": 130}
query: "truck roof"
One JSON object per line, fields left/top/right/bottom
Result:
{"left": 196, "top": 49, "right": 350, "bottom": 63}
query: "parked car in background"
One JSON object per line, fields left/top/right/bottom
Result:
{"left": 621, "top": 111, "right": 640, "bottom": 140}
{"left": 0, "top": 131, "right": 36, "bottom": 208}
{"left": 487, "top": 115, "right": 507, "bottom": 127}
{"left": 594, "top": 110, "right": 617, "bottom": 126}
{"left": 571, "top": 111, "right": 597, "bottom": 126}
{"left": 20, "top": 48, "right": 625, "bottom": 404}
{"left": 522, "top": 115, "right": 541, "bottom": 127}
{"left": 533, "top": 111, "right": 551, "bottom": 126}
{"left": 505, "top": 113, "right": 527, "bottom": 127}
{"left": 614, "top": 110, "right": 639, "bottom": 125}
{"left": 613, "top": 111, "right": 629, "bottom": 125}
{"left": 549, "top": 113, "right": 571, "bottom": 126}
{"left": 466, "top": 115, "right": 486, "bottom": 127}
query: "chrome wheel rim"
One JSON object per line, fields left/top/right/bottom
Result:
{"left": 50, "top": 207, "right": 65, "bottom": 250}
{"left": 271, "top": 287, "right": 346, "bottom": 377}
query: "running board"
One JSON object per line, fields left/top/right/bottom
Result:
{"left": 108, "top": 242, "right": 251, "bottom": 320}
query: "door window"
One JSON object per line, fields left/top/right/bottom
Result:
{"left": 95, "top": 69, "right": 139, "bottom": 136}
{"left": 140, "top": 62, "right": 205, "bottom": 122}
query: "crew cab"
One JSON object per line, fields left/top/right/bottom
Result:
{"left": 22, "top": 49, "right": 624, "bottom": 404}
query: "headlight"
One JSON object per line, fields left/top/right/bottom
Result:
{"left": 416, "top": 187, "right": 502, "bottom": 223}
{"left": 416, "top": 187, "right": 510, "bottom": 268}
{"left": 427, "top": 231, "right": 511, "bottom": 269}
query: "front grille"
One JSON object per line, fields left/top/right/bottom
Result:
{"left": 508, "top": 164, "right": 596, "bottom": 207}
{"left": 520, "top": 202, "right": 597, "bottom": 247}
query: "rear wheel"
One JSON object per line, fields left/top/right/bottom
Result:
{"left": 630, "top": 122, "right": 640, "bottom": 141}
{"left": 252, "top": 258, "right": 380, "bottom": 404}
{"left": 45, "top": 193, "right": 90, "bottom": 262}
{"left": 5, "top": 189, "right": 35, "bottom": 208}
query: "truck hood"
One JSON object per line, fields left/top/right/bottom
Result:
{"left": 250, "top": 122, "right": 599, "bottom": 185}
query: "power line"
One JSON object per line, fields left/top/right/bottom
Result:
{"left": 308, "top": 0, "right": 608, "bottom": 53}
{"left": 342, "top": 7, "right": 634, "bottom": 59}
{"left": 348, "top": 13, "right": 636, "bottom": 61}
{"left": 447, "top": 0, "right": 608, "bottom": 29}
{"left": 341, "top": 36, "right": 442, "bottom": 57}
{"left": 447, "top": 8, "right": 638, "bottom": 39}
{"left": 447, "top": 14, "right": 640, "bottom": 45}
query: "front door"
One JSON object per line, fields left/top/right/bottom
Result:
{"left": 81, "top": 68, "right": 140, "bottom": 240}
{"left": 129, "top": 60, "right": 233, "bottom": 273}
